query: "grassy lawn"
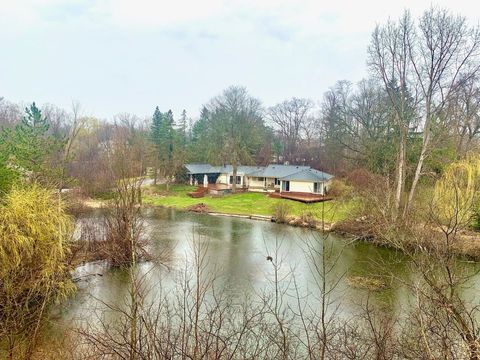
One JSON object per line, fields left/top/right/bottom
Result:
{"left": 143, "top": 184, "right": 358, "bottom": 223}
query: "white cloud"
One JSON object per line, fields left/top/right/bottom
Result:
{"left": 92, "top": 0, "right": 226, "bottom": 28}
{"left": 2, "top": 0, "right": 479, "bottom": 37}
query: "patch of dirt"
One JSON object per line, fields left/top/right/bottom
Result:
{"left": 187, "top": 203, "right": 211, "bottom": 213}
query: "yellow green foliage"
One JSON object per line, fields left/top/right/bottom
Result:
{"left": 0, "top": 185, "right": 74, "bottom": 356}
{"left": 433, "top": 155, "right": 480, "bottom": 226}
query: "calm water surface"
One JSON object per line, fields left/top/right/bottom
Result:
{"left": 65, "top": 207, "right": 480, "bottom": 325}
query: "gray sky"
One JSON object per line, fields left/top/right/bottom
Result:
{"left": 1, "top": 0, "right": 479, "bottom": 120}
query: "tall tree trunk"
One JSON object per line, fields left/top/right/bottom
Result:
{"left": 404, "top": 109, "right": 432, "bottom": 217}
{"left": 232, "top": 163, "right": 237, "bottom": 193}
{"left": 403, "top": 134, "right": 429, "bottom": 217}
{"left": 395, "top": 126, "right": 407, "bottom": 213}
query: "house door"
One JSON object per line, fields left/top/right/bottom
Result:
{"left": 282, "top": 181, "right": 290, "bottom": 192}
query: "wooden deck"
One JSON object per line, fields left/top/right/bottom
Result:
{"left": 269, "top": 192, "right": 333, "bottom": 203}
{"left": 207, "top": 184, "right": 230, "bottom": 190}
{"left": 187, "top": 186, "right": 208, "bottom": 198}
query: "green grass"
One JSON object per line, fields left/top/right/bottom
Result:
{"left": 143, "top": 184, "right": 358, "bottom": 223}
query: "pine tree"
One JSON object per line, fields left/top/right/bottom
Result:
{"left": 150, "top": 107, "right": 178, "bottom": 185}
{"left": 5, "top": 102, "right": 63, "bottom": 186}
{"left": 150, "top": 106, "right": 163, "bottom": 185}
{"left": 165, "top": 110, "right": 175, "bottom": 160}
{"left": 188, "top": 107, "right": 210, "bottom": 162}
{"left": 178, "top": 109, "right": 187, "bottom": 144}
{"left": 150, "top": 106, "right": 163, "bottom": 144}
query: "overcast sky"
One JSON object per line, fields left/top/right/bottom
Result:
{"left": 1, "top": 0, "right": 479, "bottom": 120}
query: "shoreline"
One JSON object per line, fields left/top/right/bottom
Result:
{"left": 143, "top": 203, "right": 335, "bottom": 231}
{"left": 79, "top": 199, "right": 480, "bottom": 261}
{"left": 79, "top": 197, "right": 336, "bottom": 231}
{"left": 146, "top": 204, "right": 480, "bottom": 260}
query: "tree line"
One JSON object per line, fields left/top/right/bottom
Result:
{"left": 1, "top": 10, "right": 479, "bottom": 209}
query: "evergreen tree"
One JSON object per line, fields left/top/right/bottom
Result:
{"left": 188, "top": 107, "right": 210, "bottom": 162}
{"left": 150, "top": 106, "right": 163, "bottom": 144}
{"left": 150, "top": 107, "right": 180, "bottom": 187}
{"left": 3, "top": 102, "right": 63, "bottom": 187}
{"left": 178, "top": 109, "right": 187, "bottom": 144}
{"left": 165, "top": 110, "right": 175, "bottom": 160}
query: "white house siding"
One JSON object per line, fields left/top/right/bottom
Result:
{"left": 248, "top": 177, "right": 265, "bottom": 189}
{"left": 281, "top": 180, "right": 332, "bottom": 195}
{"left": 265, "top": 177, "right": 275, "bottom": 189}
{"left": 216, "top": 173, "right": 245, "bottom": 187}
{"left": 216, "top": 174, "right": 229, "bottom": 185}
{"left": 288, "top": 181, "right": 315, "bottom": 193}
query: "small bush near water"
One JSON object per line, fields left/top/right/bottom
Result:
{"left": 273, "top": 202, "right": 291, "bottom": 223}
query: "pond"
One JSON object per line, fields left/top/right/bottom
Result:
{"left": 66, "top": 207, "right": 480, "bottom": 328}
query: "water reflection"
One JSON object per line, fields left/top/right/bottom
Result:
{"left": 68, "top": 208, "right": 480, "bottom": 325}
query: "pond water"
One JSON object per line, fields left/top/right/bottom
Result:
{"left": 65, "top": 207, "right": 480, "bottom": 327}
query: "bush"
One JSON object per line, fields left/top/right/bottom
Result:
{"left": 473, "top": 208, "right": 480, "bottom": 231}
{"left": 345, "top": 168, "right": 388, "bottom": 194}
{"left": 299, "top": 210, "right": 317, "bottom": 227}
{"left": 273, "top": 202, "right": 291, "bottom": 223}
{"left": 327, "top": 179, "right": 353, "bottom": 198}
{"left": 0, "top": 185, "right": 74, "bottom": 358}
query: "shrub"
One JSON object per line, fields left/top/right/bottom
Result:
{"left": 273, "top": 202, "right": 291, "bottom": 223}
{"left": 433, "top": 154, "right": 480, "bottom": 228}
{"left": 327, "top": 179, "right": 353, "bottom": 198}
{"left": 345, "top": 168, "right": 388, "bottom": 194}
{"left": 299, "top": 210, "right": 317, "bottom": 227}
{"left": 0, "top": 185, "right": 74, "bottom": 358}
{"left": 473, "top": 208, "right": 480, "bottom": 231}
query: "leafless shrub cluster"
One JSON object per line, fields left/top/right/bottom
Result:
{"left": 273, "top": 202, "right": 291, "bottom": 224}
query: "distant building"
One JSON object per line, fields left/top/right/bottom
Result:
{"left": 185, "top": 163, "right": 333, "bottom": 195}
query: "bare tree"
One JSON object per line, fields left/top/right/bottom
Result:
{"left": 0, "top": 97, "right": 21, "bottom": 128}
{"left": 449, "top": 76, "right": 480, "bottom": 156}
{"left": 368, "top": 10, "right": 417, "bottom": 215}
{"left": 59, "top": 101, "right": 86, "bottom": 191}
{"left": 404, "top": 8, "right": 480, "bottom": 216}
{"left": 268, "top": 97, "right": 314, "bottom": 163}
{"left": 206, "top": 86, "right": 265, "bottom": 192}
{"left": 369, "top": 8, "right": 480, "bottom": 217}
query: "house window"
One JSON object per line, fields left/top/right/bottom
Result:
{"left": 229, "top": 176, "right": 241, "bottom": 184}
{"left": 314, "top": 182, "right": 322, "bottom": 193}
{"left": 274, "top": 178, "right": 280, "bottom": 186}
{"left": 258, "top": 177, "right": 264, "bottom": 181}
